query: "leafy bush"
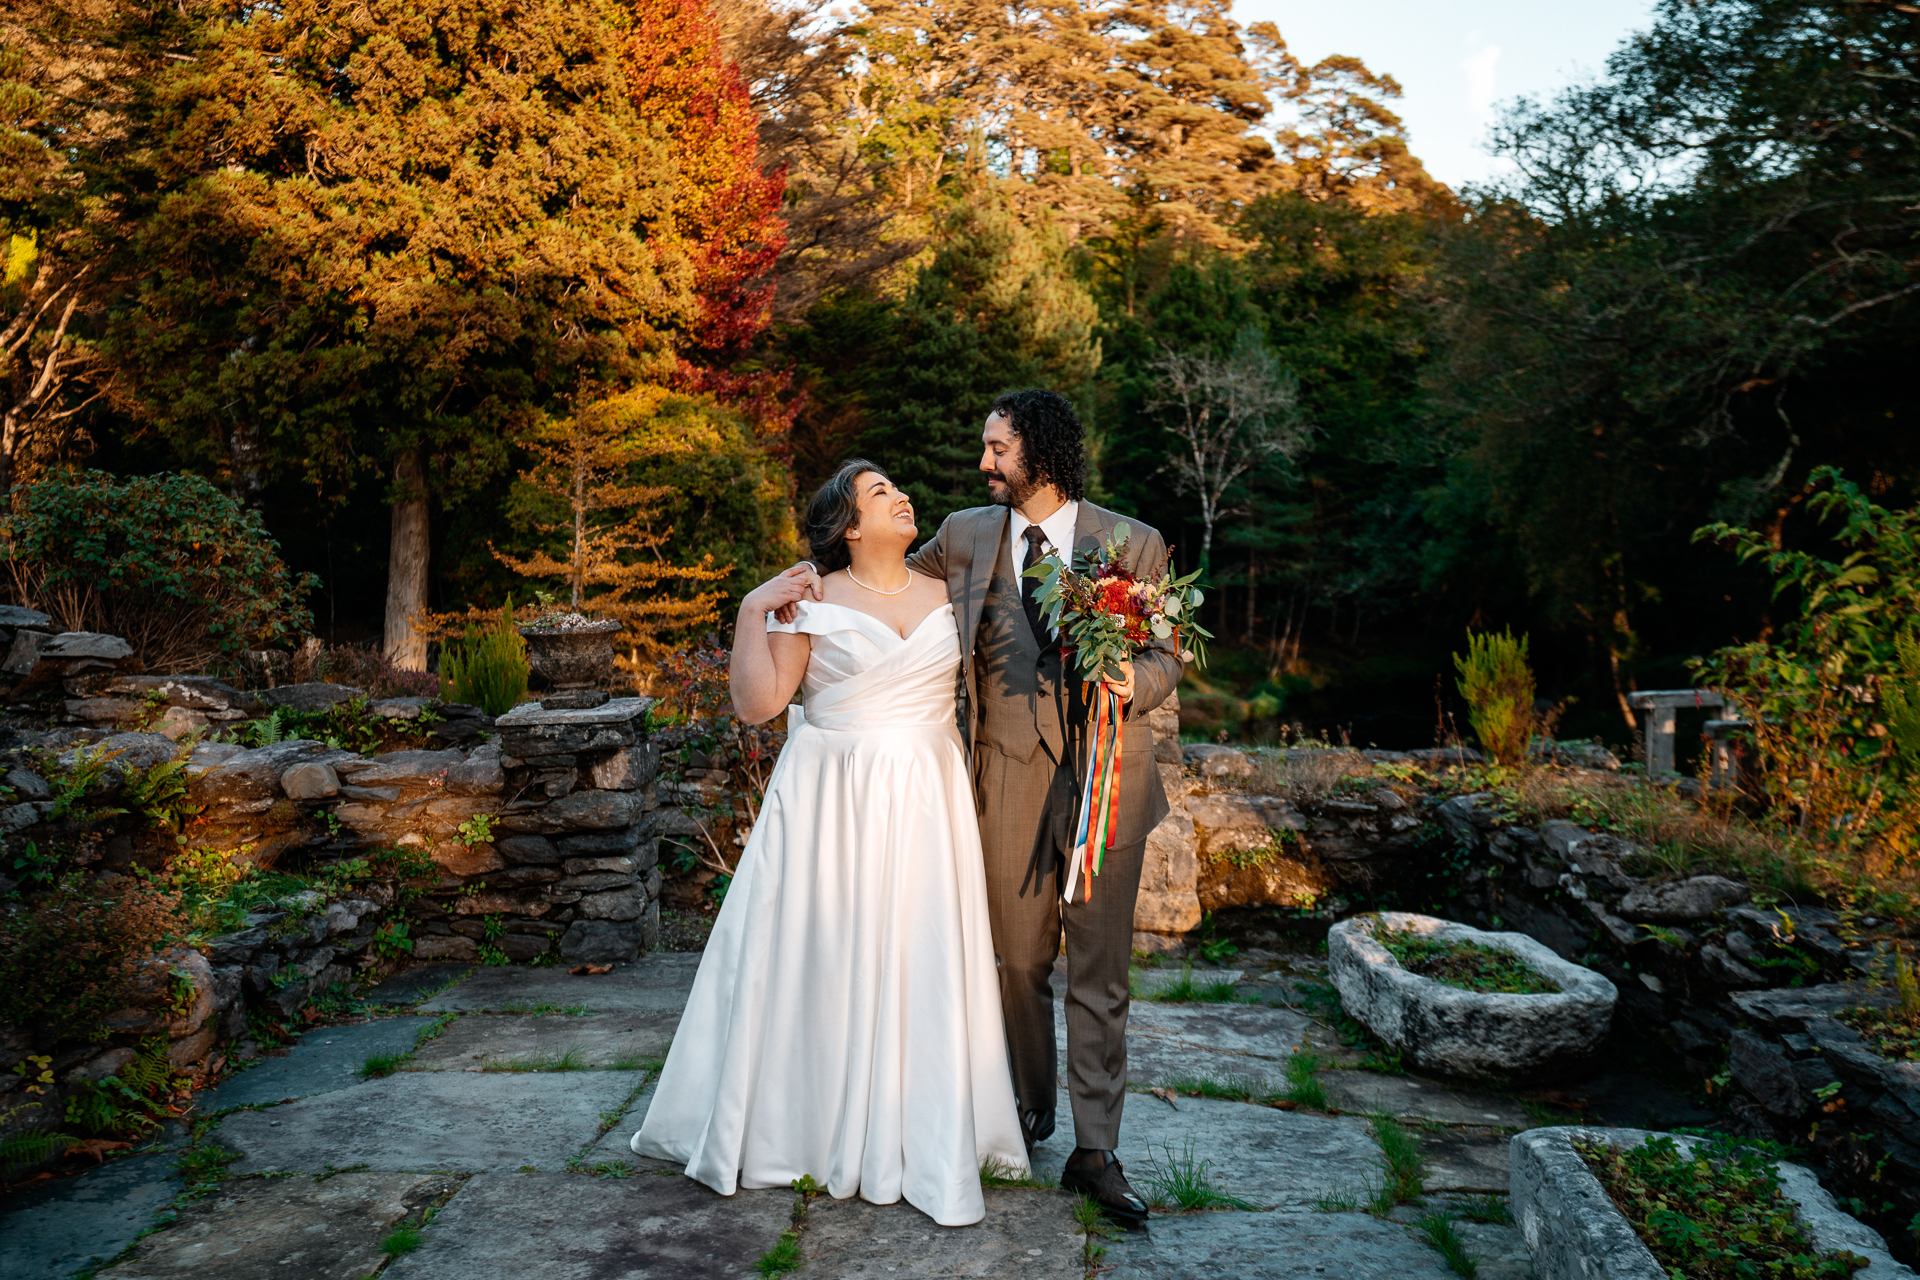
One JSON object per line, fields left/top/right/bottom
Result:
{"left": 650, "top": 631, "right": 732, "bottom": 720}
{"left": 1694, "top": 468, "right": 1920, "bottom": 910}
{"left": 1576, "top": 1134, "right": 1867, "bottom": 1278}
{"left": 439, "top": 601, "right": 529, "bottom": 715}
{"left": 0, "top": 470, "right": 319, "bottom": 672}
{"left": 0, "top": 873, "right": 185, "bottom": 1040}
{"left": 1454, "top": 629, "right": 1535, "bottom": 766}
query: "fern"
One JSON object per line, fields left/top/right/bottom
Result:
{"left": 0, "top": 1129, "right": 79, "bottom": 1172}
{"left": 1881, "top": 630, "right": 1920, "bottom": 774}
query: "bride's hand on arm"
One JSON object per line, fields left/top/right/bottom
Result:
{"left": 767, "top": 560, "right": 824, "bottom": 625}
{"left": 732, "top": 567, "right": 815, "bottom": 724}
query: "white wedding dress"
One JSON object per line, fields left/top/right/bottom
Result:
{"left": 632, "top": 599, "right": 1028, "bottom": 1226}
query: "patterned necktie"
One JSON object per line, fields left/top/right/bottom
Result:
{"left": 1021, "top": 524, "right": 1051, "bottom": 646}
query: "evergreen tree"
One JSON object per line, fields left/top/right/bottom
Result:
{"left": 787, "top": 185, "right": 1099, "bottom": 533}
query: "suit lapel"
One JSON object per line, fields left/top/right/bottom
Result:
{"left": 1073, "top": 499, "right": 1107, "bottom": 560}
{"left": 958, "top": 506, "right": 1005, "bottom": 665}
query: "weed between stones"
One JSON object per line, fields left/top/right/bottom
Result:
{"left": 1416, "top": 1210, "right": 1477, "bottom": 1278}
{"left": 481, "top": 1045, "right": 588, "bottom": 1072}
{"left": 1456, "top": 1193, "right": 1513, "bottom": 1225}
{"left": 1156, "top": 1050, "right": 1329, "bottom": 1111}
{"left": 1297, "top": 978, "right": 1406, "bottom": 1074}
{"left": 494, "top": 1001, "right": 594, "bottom": 1016}
{"left": 1141, "top": 1139, "right": 1258, "bottom": 1212}
{"left": 380, "top": 1223, "right": 423, "bottom": 1255}
{"left": 1130, "top": 962, "right": 1241, "bottom": 1003}
{"left": 1574, "top": 1134, "right": 1870, "bottom": 1279}
{"left": 978, "top": 1155, "right": 1058, "bottom": 1189}
{"left": 1071, "top": 1194, "right": 1121, "bottom": 1275}
{"left": 1366, "top": 1113, "right": 1425, "bottom": 1213}
{"left": 1368, "top": 922, "right": 1558, "bottom": 996}
{"left": 754, "top": 1174, "right": 823, "bottom": 1276}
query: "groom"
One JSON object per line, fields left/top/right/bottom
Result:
{"left": 906, "top": 389, "right": 1182, "bottom": 1224}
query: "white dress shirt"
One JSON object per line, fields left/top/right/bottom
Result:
{"left": 1008, "top": 500, "right": 1078, "bottom": 639}
{"left": 1008, "top": 500, "right": 1079, "bottom": 575}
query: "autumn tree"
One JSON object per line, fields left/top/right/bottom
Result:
{"left": 493, "top": 387, "right": 734, "bottom": 674}
{"left": 626, "top": 0, "right": 787, "bottom": 357}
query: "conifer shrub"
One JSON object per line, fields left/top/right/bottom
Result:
{"left": 1454, "top": 628, "right": 1536, "bottom": 766}
{"left": 1, "top": 470, "right": 318, "bottom": 673}
{"left": 439, "top": 601, "right": 529, "bottom": 716}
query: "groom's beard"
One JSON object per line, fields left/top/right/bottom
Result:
{"left": 986, "top": 468, "right": 1038, "bottom": 508}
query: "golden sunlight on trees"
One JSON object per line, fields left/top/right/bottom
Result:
{"left": 492, "top": 388, "right": 733, "bottom": 678}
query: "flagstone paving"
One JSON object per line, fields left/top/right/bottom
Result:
{"left": 5, "top": 951, "right": 1562, "bottom": 1280}
{"left": 97, "top": 1172, "right": 458, "bottom": 1280}
{"left": 198, "top": 1018, "right": 440, "bottom": 1113}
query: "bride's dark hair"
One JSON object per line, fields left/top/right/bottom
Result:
{"left": 806, "top": 459, "right": 890, "bottom": 573}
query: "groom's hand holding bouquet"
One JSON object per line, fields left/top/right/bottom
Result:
{"left": 1022, "top": 522, "right": 1210, "bottom": 903}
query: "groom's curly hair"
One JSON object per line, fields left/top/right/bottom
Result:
{"left": 990, "top": 389, "right": 1086, "bottom": 502}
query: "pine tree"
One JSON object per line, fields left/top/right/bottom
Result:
{"left": 493, "top": 387, "right": 732, "bottom": 673}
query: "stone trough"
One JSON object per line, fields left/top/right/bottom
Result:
{"left": 1511, "top": 1126, "right": 1915, "bottom": 1279}
{"left": 1328, "top": 911, "right": 1616, "bottom": 1076}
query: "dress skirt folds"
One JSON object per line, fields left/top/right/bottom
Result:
{"left": 632, "top": 600, "right": 1027, "bottom": 1227}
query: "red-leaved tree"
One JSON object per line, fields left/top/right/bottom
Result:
{"left": 625, "top": 0, "right": 788, "bottom": 357}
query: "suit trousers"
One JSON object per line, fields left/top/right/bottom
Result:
{"left": 974, "top": 741, "right": 1147, "bottom": 1152}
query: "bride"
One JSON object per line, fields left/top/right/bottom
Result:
{"left": 632, "top": 460, "right": 1029, "bottom": 1226}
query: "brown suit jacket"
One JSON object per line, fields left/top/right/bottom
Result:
{"left": 907, "top": 500, "right": 1182, "bottom": 848}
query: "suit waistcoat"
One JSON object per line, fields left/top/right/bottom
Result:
{"left": 974, "top": 531, "right": 1076, "bottom": 765}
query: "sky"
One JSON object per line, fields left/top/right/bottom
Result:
{"left": 1233, "top": 0, "right": 1661, "bottom": 191}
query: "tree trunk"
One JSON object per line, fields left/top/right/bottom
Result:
{"left": 384, "top": 446, "right": 430, "bottom": 671}
{"left": 227, "top": 419, "right": 267, "bottom": 510}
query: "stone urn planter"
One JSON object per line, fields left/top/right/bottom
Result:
{"left": 517, "top": 618, "right": 622, "bottom": 709}
{"left": 1511, "top": 1126, "right": 1912, "bottom": 1280}
{"left": 1327, "top": 911, "right": 1616, "bottom": 1076}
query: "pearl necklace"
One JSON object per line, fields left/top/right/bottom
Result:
{"left": 847, "top": 567, "right": 914, "bottom": 596}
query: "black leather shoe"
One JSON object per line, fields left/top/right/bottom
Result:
{"left": 1020, "top": 1109, "right": 1056, "bottom": 1156}
{"left": 1061, "top": 1148, "right": 1150, "bottom": 1227}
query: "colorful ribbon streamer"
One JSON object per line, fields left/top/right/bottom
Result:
{"left": 1063, "top": 681, "right": 1125, "bottom": 904}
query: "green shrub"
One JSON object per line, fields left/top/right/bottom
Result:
{"left": 0, "top": 470, "right": 319, "bottom": 672}
{"left": 1454, "top": 628, "right": 1535, "bottom": 766}
{"left": 0, "top": 874, "right": 186, "bottom": 1041}
{"left": 439, "top": 601, "right": 529, "bottom": 715}
{"left": 1576, "top": 1134, "right": 1868, "bottom": 1278}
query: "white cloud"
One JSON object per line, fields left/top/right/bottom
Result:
{"left": 1461, "top": 43, "right": 1503, "bottom": 128}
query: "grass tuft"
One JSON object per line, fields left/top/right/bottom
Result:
{"left": 481, "top": 1045, "right": 587, "bottom": 1073}
{"left": 979, "top": 1155, "right": 1056, "bottom": 1189}
{"left": 1282, "top": 1050, "right": 1328, "bottom": 1110}
{"left": 752, "top": 1230, "right": 802, "bottom": 1276}
{"left": 1132, "top": 962, "right": 1241, "bottom": 1003}
{"left": 380, "top": 1223, "right": 424, "bottom": 1256}
{"left": 1141, "top": 1139, "right": 1259, "bottom": 1212}
{"left": 1367, "top": 1113, "right": 1425, "bottom": 1212}
{"left": 1312, "top": 1185, "right": 1363, "bottom": 1212}
{"left": 1457, "top": 1193, "right": 1514, "bottom": 1225}
{"left": 360, "top": 1051, "right": 411, "bottom": 1079}
{"left": 1072, "top": 1194, "right": 1120, "bottom": 1270}
{"left": 1416, "top": 1210, "right": 1478, "bottom": 1278}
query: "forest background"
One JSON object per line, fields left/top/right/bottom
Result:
{"left": 3, "top": 0, "right": 1915, "bottom": 751}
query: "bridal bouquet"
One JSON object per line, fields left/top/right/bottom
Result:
{"left": 1023, "top": 522, "right": 1211, "bottom": 902}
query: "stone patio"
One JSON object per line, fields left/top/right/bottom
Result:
{"left": 1, "top": 952, "right": 1562, "bottom": 1279}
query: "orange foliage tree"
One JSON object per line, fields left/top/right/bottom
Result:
{"left": 625, "top": 0, "right": 788, "bottom": 358}
{"left": 490, "top": 386, "right": 733, "bottom": 677}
